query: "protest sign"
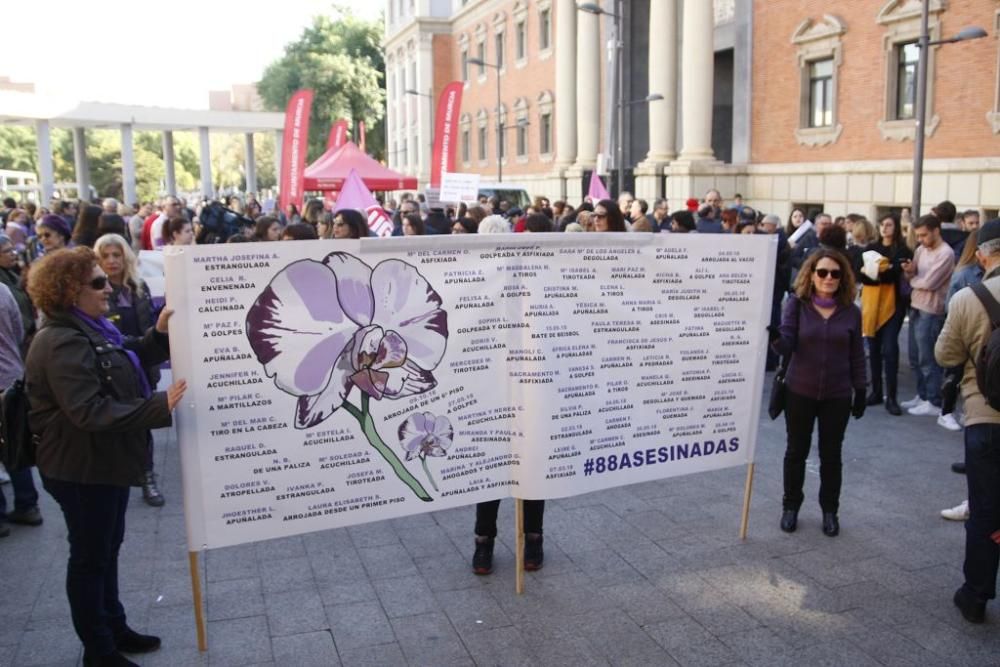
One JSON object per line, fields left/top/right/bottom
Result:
{"left": 439, "top": 172, "right": 481, "bottom": 204}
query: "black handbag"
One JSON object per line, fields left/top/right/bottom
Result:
{"left": 768, "top": 357, "right": 790, "bottom": 420}
{"left": 0, "top": 377, "right": 36, "bottom": 471}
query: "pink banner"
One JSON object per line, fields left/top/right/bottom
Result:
{"left": 279, "top": 89, "right": 314, "bottom": 215}
{"left": 333, "top": 168, "right": 392, "bottom": 237}
{"left": 430, "top": 82, "right": 464, "bottom": 188}
{"left": 326, "top": 119, "right": 349, "bottom": 151}
{"left": 587, "top": 171, "right": 610, "bottom": 202}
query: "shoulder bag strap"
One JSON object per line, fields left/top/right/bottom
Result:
{"left": 970, "top": 283, "right": 1000, "bottom": 328}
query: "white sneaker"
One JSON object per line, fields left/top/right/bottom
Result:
{"left": 908, "top": 400, "right": 941, "bottom": 416}
{"left": 900, "top": 395, "right": 923, "bottom": 409}
{"left": 941, "top": 500, "right": 969, "bottom": 521}
{"left": 937, "top": 413, "right": 962, "bottom": 431}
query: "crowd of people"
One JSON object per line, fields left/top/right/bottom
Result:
{"left": 0, "top": 184, "right": 996, "bottom": 664}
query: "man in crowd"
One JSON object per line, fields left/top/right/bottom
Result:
{"left": 790, "top": 212, "right": 833, "bottom": 270}
{"left": 902, "top": 215, "right": 956, "bottom": 417}
{"left": 102, "top": 198, "right": 119, "bottom": 215}
{"left": 703, "top": 189, "right": 723, "bottom": 219}
{"left": 935, "top": 219, "right": 1000, "bottom": 625}
{"left": 628, "top": 199, "right": 649, "bottom": 228}
{"left": 617, "top": 191, "right": 634, "bottom": 217}
{"left": 143, "top": 196, "right": 183, "bottom": 250}
{"left": 935, "top": 200, "right": 968, "bottom": 259}
{"left": 963, "top": 210, "right": 982, "bottom": 233}
{"left": 651, "top": 198, "right": 670, "bottom": 231}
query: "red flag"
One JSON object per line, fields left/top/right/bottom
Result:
{"left": 279, "top": 89, "right": 314, "bottom": 215}
{"left": 430, "top": 81, "right": 464, "bottom": 188}
{"left": 359, "top": 121, "right": 367, "bottom": 153}
{"left": 326, "top": 119, "right": 349, "bottom": 151}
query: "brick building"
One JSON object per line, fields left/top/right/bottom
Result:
{"left": 384, "top": 0, "right": 1000, "bottom": 219}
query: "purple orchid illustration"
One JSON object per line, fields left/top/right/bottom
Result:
{"left": 245, "top": 252, "right": 448, "bottom": 501}
{"left": 398, "top": 412, "right": 453, "bottom": 492}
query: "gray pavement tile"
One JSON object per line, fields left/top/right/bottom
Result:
{"left": 11, "top": 627, "right": 80, "bottom": 666}
{"left": 309, "top": 549, "right": 368, "bottom": 582}
{"left": 348, "top": 521, "right": 400, "bottom": 549}
{"left": 775, "top": 638, "right": 883, "bottom": 667}
{"left": 717, "top": 627, "right": 794, "bottom": 667}
{"left": 0, "top": 615, "right": 29, "bottom": 648}
{"left": 460, "top": 626, "right": 535, "bottom": 667}
{"left": 565, "top": 548, "right": 643, "bottom": 588}
{"left": 600, "top": 581, "right": 687, "bottom": 626}
{"left": 338, "top": 641, "right": 407, "bottom": 667}
{"left": 682, "top": 600, "right": 762, "bottom": 636}
{"left": 271, "top": 630, "right": 341, "bottom": 667}
{"left": 435, "top": 587, "right": 512, "bottom": 635}
{"left": 848, "top": 628, "right": 957, "bottom": 667}
{"left": 413, "top": 550, "right": 485, "bottom": 592}
{"left": 644, "top": 616, "right": 739, "bottom": 667}
{"left": 397, "top": 523, "right": 462, "bottom": 559}
{"left": 265, "top": 588, "right": 328, "bottom": 637}
{"left": 142, "top": 603, "right": 208, "bottom": 667}
{"left": 389, "top": 611, "right": 472, "bottom": 666}
{"left": 206, "top": 615, "right": 273, "bottom": 667}
{"left": 0, "top": 645, "right": 13, "bottom": 667}
{"left": 254, "top": 535, "right": 306, "bottom": 561}
{"left": 258, "top": 555, "right": 316, "bottom": 594}
{"left": 325, "top": 601, "right": 396, "bottom": 651}
{"left": 357, "top": 542, "right": 419, "bottom": 580}
{"left": 206, "top": 576, "right": 264, "bottom": 621}
{"left": 517, "top": 622, "right": 611, "bottom": 667}
{"left": 302, "top": 528, "right": 355, "bottom": 556}
{"left": 205, "top": 545, "right": 259, "bottom": 582}
{"left": 574, "top": 608, "right": 678, "bottom": 666}
{"left": 372, "top": 575, "right": 440, "bottom": 619}
{"left": 316, "top": 572, "right": 379, "bottom": 607}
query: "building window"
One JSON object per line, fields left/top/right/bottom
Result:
{"left": 515, "top": 21, "right": 526, "bottom": 62}
{"left": 462, "top": 129, "right": 471, "bottom": 164}
{"left": 497, "top": 105, "right": 507, "bottom": 161}
{"left": 808, "top": 58, "right": 833, "bottom": 128}
{"left": 477, "top": 111, "right": 489, "bottom": 163}
{"left": 461, "top": 50, "right": 469, "bottom": 82}
{"left": 894, "top": 41, "right": 919, "bottom": 120}
{"left": 792, "top": 15, "right": 845, "bottom": 147}
{"left": 477, "top": 40, "right": 486, "bottom": 76}
{"left": 516, "top": 123, "right": 528, "bottom": 158}
{"left": 539, "top": 8, "right": 551, "bottom": 51}
{"left": 495, "top": 32, "right": 505, "bottom": 70}
{"left": 540, "top": 113, "right": 552, "bottom": 155}
{"left": 877, "top": 0, "right": 943, "bottom": 142}
{"left": 478, "top": 126, "right": 488, "bottom": 161}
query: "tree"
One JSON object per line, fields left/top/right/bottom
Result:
{"left": 258, "top": 7, "right": 386, "bottom": 163}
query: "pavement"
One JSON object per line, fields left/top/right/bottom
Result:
{"left": 1, "top": 363, "right": 998, "bottom": 667}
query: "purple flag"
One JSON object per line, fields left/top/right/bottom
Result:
{"left": 587, "top": 171, "right": 610, "bottom": 201}
{"left": 332, "top": 168, "right": 393, "bottom": 237}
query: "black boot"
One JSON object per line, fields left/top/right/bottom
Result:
{"left": 472, "top": 537, "right": 494, "bottom": 575}
{"left": 141, "top": 471, "right": 165, "bottom": 507}
{"left": 524, "top": 533, "right": 544, "bottom": 571}
{"left": 115, "top": 627, "right": 161, "bottom": 653}
{"left": 885, "top": 375, "right": 902, "bottom": 416}
{"left": 780, "top": 509, "right": 798, "bottom": 533}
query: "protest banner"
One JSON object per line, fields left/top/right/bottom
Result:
{"left": 165, "top": 234, "right": 776, "bottom": 641}
{"left": 278, "top": 89, "right": 313, "bottom": 215}
{"left": 439, "top": 171, "right": 481, "bottom": 203}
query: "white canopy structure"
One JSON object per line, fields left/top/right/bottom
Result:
{"left": 0, "top": 91, "right": 285, "bottom": 203}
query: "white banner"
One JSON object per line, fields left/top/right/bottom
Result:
{"left": 165, "top": 234, "right": 776, "bottom": 550}
{"left": 439, "top": 172, "right": 481, "bottom": 203}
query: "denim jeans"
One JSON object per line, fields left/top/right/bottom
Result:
{"left": 475, "top": 500, "right": 545, "bottom": 538}
{"left": 783, "top": 390, "right": 852, "bottom": 513}
{"left": 964, "top": 423, "right": 1000, "bottom": 603}
{"left": 0, "top": 466, "right": 39, "bottom": 516}
{"left": 42, "top": 476, "right": 130, "bottom": 657}
{"left": 908, "top": 308, "right": 944, "bottom": 407}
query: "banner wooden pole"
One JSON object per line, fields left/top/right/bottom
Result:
{"left": 739, "top": 463, "right": 756, "bottom": 541}
{"left": 514, "top": 498, "right": 525, "bottom": 594}
{"left": 188, "top": 551, "right": 208, "bottom": 651}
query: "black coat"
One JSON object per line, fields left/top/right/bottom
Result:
{"left": 25, "top": 312, "right": 171, "bottom": 486}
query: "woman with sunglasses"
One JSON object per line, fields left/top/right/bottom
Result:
{"left": 592, "top": 199, "right": 628, "bottom": 232}
{"left": 25, "top": 247, "right": 186, "bottom": 667}
{"left": 26, "top": 214, "right": 72, "bottom": 264}
{"left": 95, "top": 234, "right": 166, "bottom": 507}
{"left": 770, "top": 249, "right": 867, "bottom": 537}
{"left": 332, "top": 210, "right": 366, "bottom": 240}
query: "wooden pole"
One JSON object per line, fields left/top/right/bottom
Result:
{"left": 188, "top": 551, "right": 208, "bottom": 651}
{"left": 739, "top": 463, "right": 756, "bottom": 541}
{"left": 514, "top": 498, "right": 525, "bottom": 594}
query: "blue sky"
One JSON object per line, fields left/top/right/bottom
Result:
{"left": 6, "top": 0, "right": 383, "bottom": 109}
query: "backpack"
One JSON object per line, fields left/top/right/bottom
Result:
{"left": 969, "top": 282, "right": 1000, "bottom": 411}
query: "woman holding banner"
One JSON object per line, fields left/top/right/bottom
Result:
{"left": 473, "top": 500, "right": 545, "bottom": 575}
{"left": 25, "top": 247, "right": 186, "bottom": 667}
{"left": 771, "top": 249, "right": 867, "bottom": 537}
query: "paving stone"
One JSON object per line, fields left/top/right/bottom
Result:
{"left": 258, "top": 555, "right": 315, "bottom": 594}
{"left": 435, "top": 587, "right": 512, "bottom": 635}
{"left": 271, "top": 630, "right": 340, "bottom": 667}
{"left": 338, "top": 641, "right": 407, "bottom": 667}
{"left": 11, "top": 627, "right": 80, "bottom": 666}
{"left": 206, "top": 576, "right": 264, "bottom": 621}
{"left": 326, "top": 601, "right": 396, "bottom": 651}
{"left": 643, "top": 616, "right": 739, "bottom": 667}
{"left": 389, "top": 611, "right": 472, "bottom": 666}
{"left": 372, "top": 574, "right": 439, "bottom": 618}
{"left": 265, "top": 588, "right": 328, "bottom": 637}
{"left": 460, "top": 626, "right": 536, "bottom": 667}
{"left": 574, "top": 608, "right": 678, "bottom": 666}
{"left": 206, "top": 615, "right": 273, "bottom": 667}
{"left": 357, "top": 542, "right": 419, "bottom": 580}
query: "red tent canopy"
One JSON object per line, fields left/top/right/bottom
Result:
{"left": 303, "top": 141, "right": 417, "bottom": 191}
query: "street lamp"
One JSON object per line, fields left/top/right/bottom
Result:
{"left": 467, "top": 57, "right": 504, "bottom": 182}
{"left": 910, "top": 1, "right": 986, "bottom": 218}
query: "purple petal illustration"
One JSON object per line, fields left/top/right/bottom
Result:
{"left": 370, "top": 260, "right": 448, "bottom": 371}
{"left": 324, "top": 252, "right": 375, "bottom": 326}
{"left": 245, "top": 260, "right": 357, "bottom": 396}
{"left": 398, "top": 412, "right": 454, "bottom": 461}
{"left": 294, "top": 344, "right": 355, "bottom": 428}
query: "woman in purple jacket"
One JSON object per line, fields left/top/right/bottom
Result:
{"left": 771, "top": 249, "right": 867, "bottom": 537}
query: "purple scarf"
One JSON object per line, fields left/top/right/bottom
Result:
{"left": 71, "top": 307, "right": 152, "bottom": 398}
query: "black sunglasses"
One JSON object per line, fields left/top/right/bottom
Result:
{"left": 88, "top": 276, "right": 108, "bottom": 290}
{"left": 814, "top": 268, "right": 842, "bottom": 280}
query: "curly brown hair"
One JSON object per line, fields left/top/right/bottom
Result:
{"left": 27, "top": 247, "right": 97, "bottom": 316}
{"left": 793, "top": 248, "right": 856, "bottom": 307}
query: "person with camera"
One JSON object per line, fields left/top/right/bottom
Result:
{"left": 771, "top": 249, "right": 867, "bottom": 537}
{"left": 25, "top": 247, "right": 186, "bottom": 666}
